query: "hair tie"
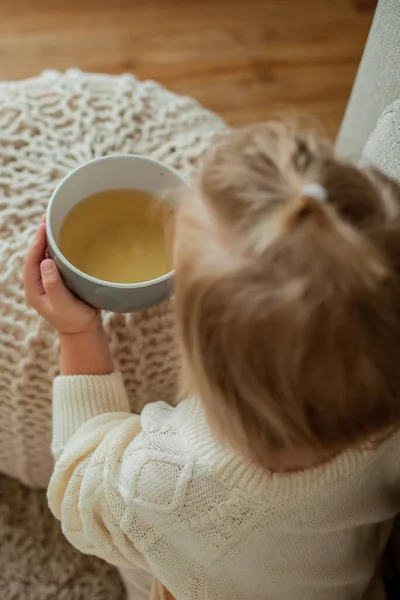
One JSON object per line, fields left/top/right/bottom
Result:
{"left": 300, "top": 183, "right": 327, "bottom": 203}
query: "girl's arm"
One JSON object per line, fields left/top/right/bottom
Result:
{"left": 24, "top": 220, "right": 115, "bottom": 376}
{"left": 48, "top": 372, "right": 147, "bottom": 569}
{"left": 23, "top": 223, "right": 205, "bottom": 583}
{"left": 23, "top": 222, "right": 149, "bottom": 567}
{"left": 59, "top": 329, "right": 113, "bottom": 376}
{"left": 47, "top": 377, "right": 191, "bottom": 573}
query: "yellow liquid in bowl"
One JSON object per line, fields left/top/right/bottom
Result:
{"left": 59, "top": 189, "right": 173, "bottom": 284}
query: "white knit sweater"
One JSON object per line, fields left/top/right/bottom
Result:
{"left": 48, "top": 372, "right": 400, "bottom": 600}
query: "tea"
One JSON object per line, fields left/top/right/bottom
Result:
{"left": 59, "top": 188, "right": 173, "bottom": 284}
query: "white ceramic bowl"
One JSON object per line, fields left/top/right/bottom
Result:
{"left": 46, "top": 154, "right": 186, "bottom": 313}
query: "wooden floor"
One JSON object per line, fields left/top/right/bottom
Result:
{"left": 0, "top": 0, "right": 376, "bottom": 137}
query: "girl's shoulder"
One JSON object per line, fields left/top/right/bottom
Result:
{"left": 138, "top": 400, "right": 400, "bottom": 508}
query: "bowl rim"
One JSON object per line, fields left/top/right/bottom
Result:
{"left": 46, "top": 153, "right": 184, "bottom": 290}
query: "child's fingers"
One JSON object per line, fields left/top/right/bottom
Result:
{"left": 42, "top": 216, "right": 50, "bottom": 258}
{"left": 27, "top": 223, "right": 47, "bottom": 263}
{"left": 24, "top": 223, "right": 47, "bottom": 301}
{"left": 40, "top": 259, "right": 74, "bottom": 309}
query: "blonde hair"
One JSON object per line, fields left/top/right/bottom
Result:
{"left": 174, "top": 120, "right": 400, "bottom": 467}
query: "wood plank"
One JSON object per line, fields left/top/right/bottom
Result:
{"left": 0, "top": 0, "right": 375, "bottom": 136}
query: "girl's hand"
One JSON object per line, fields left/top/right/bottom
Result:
{"left": 24, "top": 221, "right": 101, "bottom": 335}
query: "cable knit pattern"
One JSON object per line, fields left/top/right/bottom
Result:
{"left": 0, "top": 69, "right": 228, "bottom": 489}
{"left": 49, "top": 372, "right": 400, "bottom": 600}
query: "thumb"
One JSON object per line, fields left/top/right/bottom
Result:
{"left": 40, "top": 259, "right": 73, "bottom": 307}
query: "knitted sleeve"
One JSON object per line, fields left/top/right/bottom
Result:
{"left": 47, "top": 372, "right": 194, "bottom": 571}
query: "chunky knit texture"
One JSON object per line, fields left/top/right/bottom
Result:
{"left": 0, "top": 69, "right": 227, "bottom": 489}
{"left": 49, "top": 372, "right": 400, "bottom": 600}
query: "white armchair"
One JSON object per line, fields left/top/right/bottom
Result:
{"left": 336, "top": 0, "right": 400, "bottom": 159}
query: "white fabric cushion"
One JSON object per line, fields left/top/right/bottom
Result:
{"left": 361, "top": 99, "right": 400, "bottom": 185}
{"left": 336, "top": 0, "right": 400, "bottom": 159}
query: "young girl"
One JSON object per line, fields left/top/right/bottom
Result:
{"left": 24, "top": 121, "right": 400, "bottom": 600}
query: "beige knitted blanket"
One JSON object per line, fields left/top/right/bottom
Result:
{"left": 0, "top": 69, "right": 227, "bottom": 489}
